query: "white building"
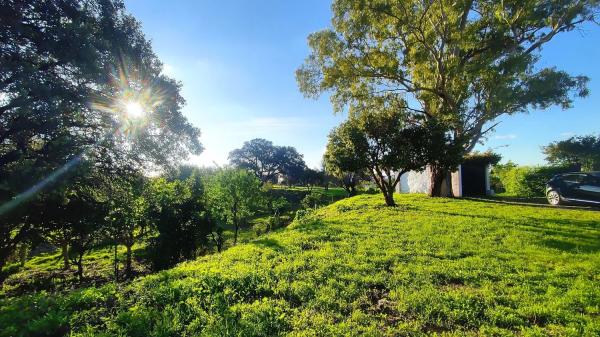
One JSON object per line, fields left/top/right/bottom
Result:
{"left": 396, "top": 164, "right": 492, "bottom": 197}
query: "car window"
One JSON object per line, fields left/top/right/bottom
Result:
{"left": 562, "top": 174, "right": 585, "bottom": 183}
{"left": 584, "top": 175, "right": 600, "bottom": 186}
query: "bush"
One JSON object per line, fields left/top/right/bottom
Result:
{"left": 301, "top": 191, "right": 328, "bottom": 209}
{"left": 491, "top": 163, "right": 573, "bottom": 197}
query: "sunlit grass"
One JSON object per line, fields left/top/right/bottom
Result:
{"left": 1, "top": 194, "right": 599, "bottom": 336}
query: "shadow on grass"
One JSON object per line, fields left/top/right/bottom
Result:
{"left": 250, "top": 238, "right": 287, "bottom": 252}
{"left": 463, "top": 196, "right": 600, "bottom": 211}
{"left": 541, "top": 238, "right": 600, "bottom": 253}
{"left": 423, "top": 208, "right": 600, "bottom": 253}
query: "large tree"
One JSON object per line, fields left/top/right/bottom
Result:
{"left": 297, "top": 0, "right": 596, "bottom": 196}
{"left": 228, "top": 138, "right": 306, "bottom": 183}
{"left": 0, "top": 0, "right": 203, "bottom": 277}
{"left": 543, "top": 134, "right": 600, "bottom": 171}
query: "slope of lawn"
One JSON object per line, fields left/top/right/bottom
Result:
{"left": 0, "top": 187, "right": 347, "bottom": 297}
{"left": 1, "top": 194, "right": 599, "bottom": 336}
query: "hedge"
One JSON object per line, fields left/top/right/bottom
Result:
{"left": 491, "top": 163, "right": 574, "bottom": 197}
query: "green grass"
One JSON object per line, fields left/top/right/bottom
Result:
{"left": 1, "top": 243, "right": 150, "bottom": 296}
{"left": 1, "top": 186, "right": 343, "bottom": 296}
{"left": 1, "top": 194, "right": 599, "bottom": 336}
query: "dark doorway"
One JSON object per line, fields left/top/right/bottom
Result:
{"left": 461, "top": 164, "right": 486, "bottom": 196}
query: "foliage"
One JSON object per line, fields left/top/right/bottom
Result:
{"left": 323, "top": 128, "right": 369, "bottom": 197}
{"left": 0, "top": 0, "right": 202, "bottom": 279}
{"left": 34, "top": 162, "right": 115, "bottom": 279}
{"left": 297, "top": 0, "right": 595, "bottom": 195}
{"left": 543, "top": 134, "right": 600, "bottom": 171}
{"left": 463, "top": 151, "right": 502, "bottom": 166}
{"left": 145, "top": 174, "right": 210, "bottom": 270}
{"left": 228, "top": 139, "right": 306, "bottom": 184}
{"left": 301, "top": 190, "right": 329, "bottom": 210}
{"left": 107, "top": 175, "right": 147, "bottom": 278}
{"left": 491, "top": 163, "right": 573, "bottom": 197}
{"left": 325, "top": 110, "right": 450, "bottom": 205}
{"left": 205, "top": 168, "right": 264, "bottom": 244}
{"left": 299, "top": 168, "right": 326, "bottom": 190}
{"left": 2, "top": 194, "right": 600, "bottom": 336}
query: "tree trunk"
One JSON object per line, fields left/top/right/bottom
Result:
{"left": 125, "top": 244, "right": 132, "bottom": 278}
{"left": 76, "top": 255, "right": 84, "bottom": 280}
{"left": 428, "top": 166, "right": 449, "bottom": 197}
{"left": 113, "top": 242, "right": 119, "bottom": 281}
{"left": 215, "top": 234, "right": 223, "bottom": 252}
{"left": 18, "top": 244, "right": 28, "bottom": 267}
{"left": 234, "top": 224, "right": 239, "bottom": 244}
{"left": 61, "top": 242, "right": 70, "bottom": 269}
{"left": 349, "top": 185, "right": 356, "bottom": 197}
{"left": 383, "top": 190, "right": 396, "bottom": 206}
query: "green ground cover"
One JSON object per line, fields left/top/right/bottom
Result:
{"left": 1, "top": 194, "right": 599, "bottom": 336}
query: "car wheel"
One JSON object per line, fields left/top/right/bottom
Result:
{"left": 547, "top": 190, "right": 561, "bottom": 206}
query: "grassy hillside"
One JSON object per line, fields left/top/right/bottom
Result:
{"left": 1, "top": 187, "right": 348, "bottom": 296}
{"left": 1, "top": 194, "right": 599, "bottom": 336}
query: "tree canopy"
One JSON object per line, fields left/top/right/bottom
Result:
{"left": 205, "top": 168, "right": 264, "bottom": 244}
{"left": 0, "top": 0, "right": 203, "bottom": 206}
{"left": 0, "top": 0, "right": 203, "bottom": 277}
{"left": 543, "top": 134, "right": 600, "bottom": 171}
{"left": 297, "top": 0, "right": 596, "bottom": 195}
{"left": 228, "top": 138, "right": 306, "bottom": 184}
{"left": 326, "top": 109, "right": 441, "bottom": 206}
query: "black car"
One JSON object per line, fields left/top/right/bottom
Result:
{"left": 546, "top": 172, "right": 600, "bottom": 206}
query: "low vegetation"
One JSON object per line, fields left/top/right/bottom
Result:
{"left": 491, "top": 163, "right": 574, "bottom": 197}
{"left": 2, "top": 194, "right": 598, "bottom": 336}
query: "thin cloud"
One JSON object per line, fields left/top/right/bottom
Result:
{"left": 560, "top": 132, "right": 575, "bottom": 138}
{"left": 494, "top": 134, "right": 518, "bottom": 140}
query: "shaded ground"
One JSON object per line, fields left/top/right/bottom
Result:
{"left": 466, "top": 195, "right": 600, "bottom": 211}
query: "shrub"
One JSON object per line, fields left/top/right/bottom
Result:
{"left": 491, "top": 163, "right": 573, "bottom": 197}
{"left": 301, "top": 191, "right": 328, "bottom": 209}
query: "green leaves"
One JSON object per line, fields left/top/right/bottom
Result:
{"left": 228, "top": 139, "right": 306, "bottom": 184}
{"left": 543, "top": 134, "right": 600, "bottom": 171}
{"left": 297, "top": 0, "right": 597, "bottom": 151}
{"left": 205, "top": 168, "right": 265, "bottom": 243}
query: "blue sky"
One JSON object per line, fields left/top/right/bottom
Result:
{"left": 125, "top": 0, "right": 600, "bottom": 168}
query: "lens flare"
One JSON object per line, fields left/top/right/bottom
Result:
{"left": 125, "top": 101, "right": 145, "bottom": 118}
{"left": 0, "top": 58, "right": 164, "bottom": 216}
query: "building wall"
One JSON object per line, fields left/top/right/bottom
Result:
{"left": 397, "top": 166, "right": 462, "bottom": 197}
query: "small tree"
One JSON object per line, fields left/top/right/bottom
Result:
{"left": 268, "top": 197, "right": 290, "bottom": 231}
{"left": 206, "top": 169, "right": 263, "bottom": 244}
{"left": 300, "top": 168, "right": 325, "bottom": 191}
{"left": 108, "top": 176, "right": 147, "bottom": 279}
{"left": 301, "top": 190, "right": 328, "bottom": 209}
{"left": 145, "top": 175, "right": 210, "bottom": 271}
{"left": 325, "top": 109, "right": 442, "bottom": 206}
{"left": 543, "top": 135, "right": 600, "bottom": 171}
{"left": 324, "top": 135, "right": 368, "bottom": 197}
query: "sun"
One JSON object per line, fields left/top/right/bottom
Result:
{"left": 125, "top": 101, "right": 145, "bottom": 118}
